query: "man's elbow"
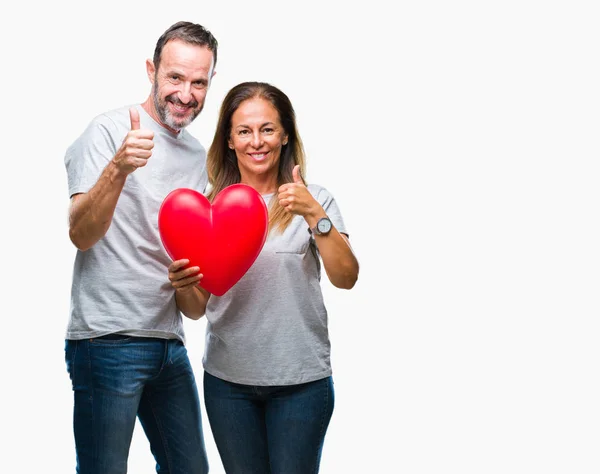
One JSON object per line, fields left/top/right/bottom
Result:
{"left": 69, "top": 228, "right": 93, "bottom": 252}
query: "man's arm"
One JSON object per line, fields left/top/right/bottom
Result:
{"left": 68, "top": 107, "right": 154, "bottom": 251}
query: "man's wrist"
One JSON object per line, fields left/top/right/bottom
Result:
{"left": 107, "top": 160, "right": 128, "bottom": 184}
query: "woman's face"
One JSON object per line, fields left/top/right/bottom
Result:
{"left": 228, "top": 97, "right": 288, "bottom": 184}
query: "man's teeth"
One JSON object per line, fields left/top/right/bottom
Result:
{"left": 171, "top": 103, "right": 189, "bottom": 111}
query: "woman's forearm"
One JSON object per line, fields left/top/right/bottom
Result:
{"left": 175, "top": 285, "right": 210, "bottom": 320}
{"left": 315, "top": 230, "right": 359, "bottom": 289}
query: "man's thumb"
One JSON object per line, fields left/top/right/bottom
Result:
{"left": 129, "top": 107, "right": 140, "bottom": 131}
{"left": 292, "top": 165, "right": 303, "bottom": 184}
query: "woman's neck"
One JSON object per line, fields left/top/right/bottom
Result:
{"left": 240, "top": 174, "right": 278, "bottom": 195}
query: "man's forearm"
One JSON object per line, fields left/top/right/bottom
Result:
{"left": 69, "top": 161, "right": 127, "bottom": 251}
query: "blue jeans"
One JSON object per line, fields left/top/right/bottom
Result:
{"left": 65, "top": 335, "right": 209, "bottom": 474}
{"left": 203, "top": 371, "right": 334, "bottom": 474}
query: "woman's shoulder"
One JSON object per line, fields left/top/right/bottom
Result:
{"left": 307, "top": 183, "right": 333, "bottom": 201}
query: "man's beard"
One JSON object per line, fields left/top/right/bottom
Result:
{"left": 153, "top": 89, "right": 202, "bottom": 130}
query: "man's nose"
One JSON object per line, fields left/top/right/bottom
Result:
{"left": 178, "top": 83, "right": 193, "bottom": 104}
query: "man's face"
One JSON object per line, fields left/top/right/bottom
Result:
{"left": 148, "top": 39, "right": 215, "bottom": 131}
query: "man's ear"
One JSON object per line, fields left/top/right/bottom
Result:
{"left": 146, "top": 59, "right": 156, "bottom": 84}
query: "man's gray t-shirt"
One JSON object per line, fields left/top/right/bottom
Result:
{"left": 64, "top": 104, "right": 208, "bottom": 343}
{"left": 203, "top": 184, "right": 347, "bottom": 385}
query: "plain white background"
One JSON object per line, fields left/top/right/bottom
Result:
{"left": 1, "top": 1, "right": 599, "bottom": 473}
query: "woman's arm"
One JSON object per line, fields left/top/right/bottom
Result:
{"left": 306, "top": 218, "right": 359, "bottom": 290}
{"left": 168, "top": 259, "right": 211, "bottom": 319}
{"left": 278, "top": 166, "right": 359, "bottom": 289}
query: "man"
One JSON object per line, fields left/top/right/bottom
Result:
{"left": 64, "top": 21, "right": 217, "bottom": 474}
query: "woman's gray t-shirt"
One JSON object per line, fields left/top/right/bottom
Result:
{"left": 203, "top": 184, "right": 347, "bottom": 385}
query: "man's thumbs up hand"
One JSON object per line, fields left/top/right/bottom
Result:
{"left": 129, "top": 107, "right": 141, "bottom": 131}
{"left": 112, "top": 107, "right": 155, "bottom": 177}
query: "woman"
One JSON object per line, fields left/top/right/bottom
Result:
{"left": 167, "top": 81, "right": 359, "bottom": 474}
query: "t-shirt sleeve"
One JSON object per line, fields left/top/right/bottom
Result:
{"left": 315, "top": 186, "right": 348, "bottom": 237}
{"left": 64, "top": 115, "right": 120, "bottom": 198}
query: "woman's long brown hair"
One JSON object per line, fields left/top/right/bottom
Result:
{"left": 206, "top": 82, "right": 306, "bottom": 233}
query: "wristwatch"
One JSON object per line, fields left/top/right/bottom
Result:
{"left": 308, "top": 217, "right": 332, "bottom": 236}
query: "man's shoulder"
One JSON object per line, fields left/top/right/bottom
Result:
{"left": 71, "top": 105, "right": 131, "bottom": 146}
{"left": 67, "top": 105, "right": 129, "bottom": 150}
{"left": 91, "top": 105, "right": 132, "bottom": 128}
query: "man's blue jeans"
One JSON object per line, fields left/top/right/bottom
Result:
{"left": 65, "top": 335, "right": 209, "bottom": 474}
{"left": 203, "top": 371, "right": 334, "bottom": 474}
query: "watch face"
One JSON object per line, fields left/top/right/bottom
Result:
{"left": 317, "top": 218, "right": 332, "bottom": 233}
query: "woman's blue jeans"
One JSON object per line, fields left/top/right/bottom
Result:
{"left": 65, "top": 335, "right": 209, "bottom": 474}
{"left": 203, "top": 371, "right": 334, "bottom": 474}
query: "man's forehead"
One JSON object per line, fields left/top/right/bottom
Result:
{"left": 159, "top": 42, "right": 214, "bottom": 74}
{"left": 162, "top": 40, "right": 213, "bottom": 60}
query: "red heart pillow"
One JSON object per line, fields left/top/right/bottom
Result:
{"left": 158, "top": 184, "right": 268, "bottom": 296}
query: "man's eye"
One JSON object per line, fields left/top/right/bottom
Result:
{"left": 170, "top": 76, "right": 180, "bottom": 82}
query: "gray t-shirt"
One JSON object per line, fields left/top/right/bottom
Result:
{"left": 203, "top": 184, "right": 347, "bottom": 385}
{"left": 64, "top": 104, "right": 208, "bottom": 343}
